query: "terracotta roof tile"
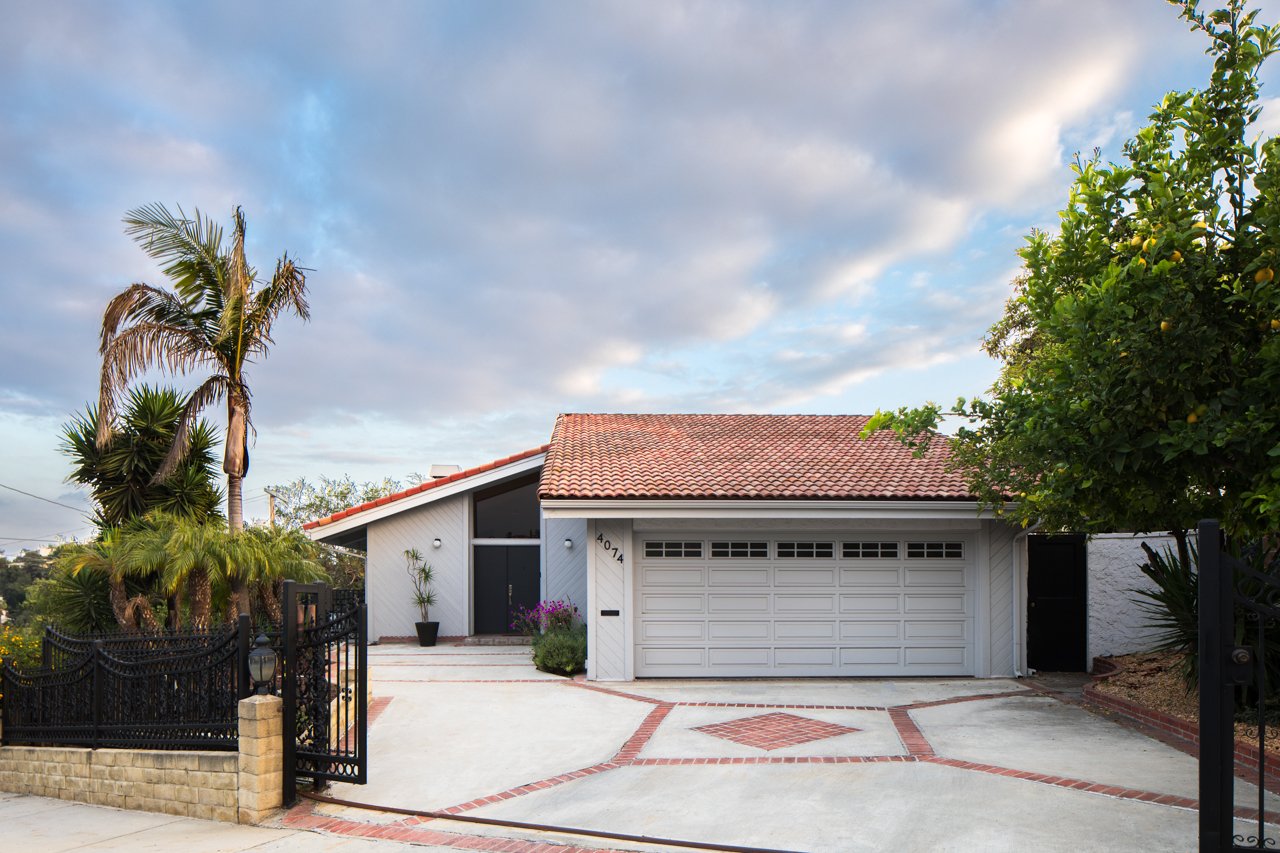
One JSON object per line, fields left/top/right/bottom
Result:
{"left": 303, "top": 445, "right": 549, "bottom": 529}
{"left": 537, "top": 414, "right": 973, "bottom": 502}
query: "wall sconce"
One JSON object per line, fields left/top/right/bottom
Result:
{"left": 564, "top": 538, "right": 574, "bottom": 549}
{"left": 432, "top": 537, "right": 442, "bottom": 549}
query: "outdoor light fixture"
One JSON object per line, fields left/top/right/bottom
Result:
{"left": 247, "top": 634, "right": 277, "bottom": 696}
{"left": 564, "top": 538, "right": 574, "bottom": 549}
{"left": 432, "top": 537, "right": 442, "bottom": 549}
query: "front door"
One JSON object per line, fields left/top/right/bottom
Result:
{"left": 1027, "top": 535, "right": 1087, "bottom": 671}
{"left": 474, "top": 545, "right": 540, "bottom": 634}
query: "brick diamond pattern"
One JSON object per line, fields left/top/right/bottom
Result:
{"left": 692, "top": 712, "right": 860, "bottom": 751}
{"left": 538, "top": 413, "right": 978, "bottom": 501}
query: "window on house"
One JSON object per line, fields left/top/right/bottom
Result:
{"left": 643, "top": 541, "right": 703, "bottom": 558}
{"left": 842, "top": 542, "right": 899, "bottom": 559}
{"left": 776, "top": 542, "right": 835, "bottom": 559}
{"left": 906, "top": 541, "right": 964, "bottom": 559}
{"left": 473, "top": 474, "right": 541, "bottom": 539}
{"left": 710, "top": 541, "right": 768, "bottom": 558}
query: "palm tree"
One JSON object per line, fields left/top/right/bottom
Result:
{"left": 62, "top": 385, "right": 223, "bottom": 529}
{"left": 97, "top": 204, "right": 309, "bottom": 617}
{"left": 62, "top": 530, "right": 159, "bottom": 633}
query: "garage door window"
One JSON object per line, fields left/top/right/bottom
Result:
{"left": 776, "top": 541, "right": 835, "bottom": 559}
{"left": 906, "top": 541, "right": 964, "bottom": 559}
{"left": 710, "top": 541, "right": 768, "bottom": 558}
{"left": 842, "top": 542, "right": 899, "bottom": 559}
{"left": 644, "top": 541, "right": 703, "bottom": 558}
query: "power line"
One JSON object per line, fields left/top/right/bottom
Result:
{"left": 0, "top": 482, "right": 87, "bottom": 513}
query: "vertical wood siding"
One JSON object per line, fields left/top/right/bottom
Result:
{"left": 987, "top": 521, "right": 1017, "bottom": 676}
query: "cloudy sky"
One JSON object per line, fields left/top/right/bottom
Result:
{"left": 1, "top": 0, "right": 1274, "bottom": 549}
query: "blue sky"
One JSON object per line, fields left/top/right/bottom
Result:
{"left": 1, "top": 0, "right": 1276, "bottom": 549}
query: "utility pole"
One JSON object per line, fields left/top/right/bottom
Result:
{"left": 265, "top": 489, "right": 278, "bottom": 528}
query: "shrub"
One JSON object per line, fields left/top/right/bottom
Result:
{"left": 0, "top": 625, "right": 41, "bottom": 670}
{"left": 511, "top": 599, "right": 579, "bottom": 636}
{"left": 1134, "top": 541, "right": 1199, "bottom": 688}
{"left": 532, "top": 626, "right": 587, "bottom": 676}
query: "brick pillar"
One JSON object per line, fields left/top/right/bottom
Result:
{"left": 237, "top": 694, "right": 283, "bottom": 824}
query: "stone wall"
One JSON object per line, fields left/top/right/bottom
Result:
{"left": 0, "top": 746, "right": 239, "bottom": 821}
{"left": 0, "top": 694, "right": 284, "bottom": 824}
{"left": 1086, "top": 532, "right": 1175, "bottom": 663}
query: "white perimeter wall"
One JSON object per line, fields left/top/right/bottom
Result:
{"left": 365, "top": 493, "right": 469, "bottom": 641}
{"left": 1086, "top": 532, "right": 1175, "bottom": 664}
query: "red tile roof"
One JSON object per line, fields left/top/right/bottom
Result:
{"left": 537, "top": 414, "right": 975, "bottom": 501}
{"left": 303, "top": 445, "right": 550, "bottom": 529}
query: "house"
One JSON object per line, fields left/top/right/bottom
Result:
{"left": 304, "top": 413, "right": 1165, "bottom": 680}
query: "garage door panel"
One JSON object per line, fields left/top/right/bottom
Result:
{"left": 639, "top": 647, "right": 705, "bottom": 668}
{"left": 839, "top": 594, "right": 901, "bottom": 613}
{"left": 776, "top": 621, "right": 837, "bottom": 640}
{"left": 840, "top": 568, "right": 900, "bottom": 586}
{"left": 905, "top": 646, "right": 968, "bottom": 666}
{"left": 775, "top": 594, "right": 837, "bottom": 613}
{"left": 708, "top": 594, "right": 770, "bottom": 613}
{"left": 776, "top": 647, "right": 837, "bottom": 667}
{"left": 904, "top": 593, "right": 968, "bottom": 614}
{"left": 708, "top": 567, "right": 769, "bottom": 586}
{"left": 642, "top": 593, "right": 704, "bottom": 613}
{"left": 905, "top": 567, "right": 966, "bottom": 587}
{"left": 904, "top": 620, "right": 967, "bottom": 640}
{"left": 839, "top": 647, "right": 901, "bottom": 666}
{"left": 636, "top": 533, "right": 974, "bottom": 677}
{"left": 839, "top": 620, "right": 900, "bottom": 640}
{"left": 708, "top": 621, "right": 771, "bottom": 640}
{"left": 708, "top": 647, "right": 770, "bottom": 667}
{"left": 643, "top": 567, "right": 705, "bottom": 586}
{"left": 640, "top": 621, "right": 706, "bottom": 641}
{"left": 775, "top": 567, "right": 836, "bottom": 586}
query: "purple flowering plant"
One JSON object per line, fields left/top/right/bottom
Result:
{"left": 510, "top": 599, "right": 579, "bottom": 636}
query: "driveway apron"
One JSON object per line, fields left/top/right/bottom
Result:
{"left": 300, "top": 644, "right": 1278, "bottom": 852}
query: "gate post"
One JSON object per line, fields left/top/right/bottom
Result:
{"left": 281, "top": 579, "right": 297, "bottom": 807}
{"left": 1198, "top": 519, "right": 1233, "bottom": 851}
{"left": 236, "top": 614, "right": 252, "bottom": 701}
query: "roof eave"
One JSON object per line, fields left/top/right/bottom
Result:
{"left": 305, "top": 452, "right": 547, "bottom": 541}
{"left": 540, "top": 498, "right": 1015, "bottom": 521}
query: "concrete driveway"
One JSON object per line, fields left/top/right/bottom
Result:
{"left": 287, "top": 644, "right": 1280, "bottom": 853}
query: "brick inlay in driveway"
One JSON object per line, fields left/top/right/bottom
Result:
{"left": 692, "top": 711, "right": 860, "bottom": 751}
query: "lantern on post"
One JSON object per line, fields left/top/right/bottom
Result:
{"left": 247, "top": 634, "right": 277, "bottom": 695}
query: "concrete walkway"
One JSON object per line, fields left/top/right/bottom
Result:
{"left": 5, "top": 643, "right": 1277, "bottom": 852}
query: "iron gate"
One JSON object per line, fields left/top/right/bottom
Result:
{"left": 281, "top": 580, "right": 368, "bottom": 806}
{"left": 1199, "top": 519, "right": 1279, "bottom": 850}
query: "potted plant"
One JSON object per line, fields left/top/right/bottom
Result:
{"left": 405, "top": 548, "right": 439, "bottom": 646}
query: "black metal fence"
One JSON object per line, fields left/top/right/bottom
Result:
{"left": 1, "top": 619, "right": 252, "bottom": 751}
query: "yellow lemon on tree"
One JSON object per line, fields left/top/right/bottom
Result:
{"left": 1272, "top": 319, "right": 1280, "bottom": 330}
{"left": 1130, "top": 234, "right": 1144, "bottom": 248}
{"left": 1187, "top": 412, "right": 1198, "bottom": 424}
{"left": 1256, "top": 267, "right": 1275, "bottom": 283}
{"left": 1170, "top": 250, "right": 1182, "bottom": 262}
{"left": 1193, "top": 220, "right": 1208, "bottom": 229}
{"left": 1160, "top": 320, "right": 1172, "bottom": 332}
{"left": 1143, "top": 237, "right": 1157, "bottom": 252}
{"left": 1137, "top": 257, "right": 1147, "bottom": 267}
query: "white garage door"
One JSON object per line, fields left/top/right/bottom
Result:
{"left": 635, "top": 534, "right": 974, "bottom": 677}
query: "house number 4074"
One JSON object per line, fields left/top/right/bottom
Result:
{"left": 596, "top": 532, "right": 624, "bottom": 564}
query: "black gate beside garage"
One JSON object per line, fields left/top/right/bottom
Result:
{"left": 280, "top": 580, "right": 368, "bottom": 806}
{"left": 1198, "top": 519, "right": 1279, "bottom": 851}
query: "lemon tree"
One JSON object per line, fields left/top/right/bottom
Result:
{"left": 866, "top": 0, "right": 1280, "bottom": 550}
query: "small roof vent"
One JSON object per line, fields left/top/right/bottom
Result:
{"left": 429, "top": 464, "right": 463, "bottom": 479}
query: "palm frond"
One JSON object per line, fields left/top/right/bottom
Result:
{"left": 100, "top": 283, "right": 200, "bottom": 353}
{"left": 123, "top": 204, "right": 227, "bottom": 304}
{"left": 246, "top": 255, "right": 310, "bottom": 354}
{"left": 154, "top": 375, "right": 232, "bottom": 481}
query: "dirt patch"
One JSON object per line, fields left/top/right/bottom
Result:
{"left": 1095, "top": 650, "right": 1280, "bottom": 754}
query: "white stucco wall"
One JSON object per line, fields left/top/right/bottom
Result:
{"left": 1086, "top": 532, "right": 1176, "bottom": 663}
{"left": 365, "top": 493, "right": 469, "bottom": 641}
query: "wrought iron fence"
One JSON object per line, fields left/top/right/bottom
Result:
{"left": 2, "top": 619, "right": 252, "bottom": 751}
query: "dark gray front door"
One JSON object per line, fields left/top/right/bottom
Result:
{"left": 474, "top": 545, "right": 540, "bottom": 634}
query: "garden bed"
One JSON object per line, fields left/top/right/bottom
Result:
{"left": 1091, "top": 650, "right": 1280, "bottom": 757}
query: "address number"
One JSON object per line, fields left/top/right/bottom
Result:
{"left": 596, "top": 532, "right": 624, "bottom": 564}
